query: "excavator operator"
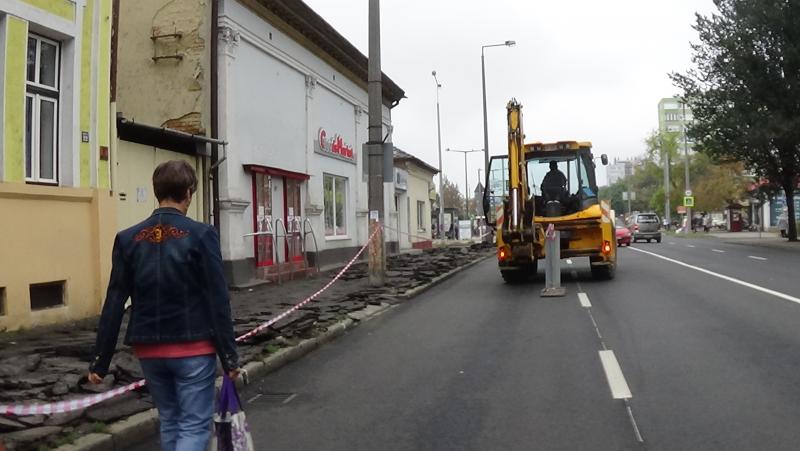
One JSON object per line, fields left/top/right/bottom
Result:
{"left": 541, "top": 161, "right": 567, "bottom": 202}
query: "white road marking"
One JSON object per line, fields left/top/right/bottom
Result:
{"left": 246, "top": 394, "right": 263, "bottom": 404}
{"left": 566, "top": 259, "right": 573, "bottom": 265}
{"left": 599, "top": 350, "right": 632, "bottom": 399}
{"left": 748, "top": 256, "right": 767, "bottom": 261}
{"left": 630, "top": 247, "right": 800, "bottom": 305}
{"left": 282, "top": 393, "right": 298, "bottom": 404}
{"left": 578, "top": 292, "right": 592, "bottom": 308}
{"left": 712, "top": 249, "right": 725, "bottom": 253}
{"left": 687, "top": 244, "right": 696, "bottom": 248}
{"left": 625, "top": 399, "right": 645, "bottom": 443}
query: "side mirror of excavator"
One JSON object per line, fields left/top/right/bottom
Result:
{"left": 601, "top": 154, "right": 609, "bottom": 166}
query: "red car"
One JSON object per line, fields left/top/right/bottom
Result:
{"left": 615, "top": 225, "right": 632, "bottom": 247}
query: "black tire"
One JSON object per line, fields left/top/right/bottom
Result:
{"left": 647, "top": 239, "right": 652, "bottom": 243}
{"left": 501, "top": 269, "right": 526, "bottom": 284}
{"left": 501, "top": 261, "right": 538, "bottom": 284}
{"left": 590, "top": 261, "right": 616, "bottom": 280}
{"left": 656, "top": 238, "right": 661, "bottom": 243}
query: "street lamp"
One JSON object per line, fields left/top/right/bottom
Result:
{"left": 682, "top": 101, "right": 692, "bottom": 234}
{"left": 482, "top": 40, "right": 516, "bottom": 176}
{"left": 446, "top": 147, "right": 484, "bottom": 218}
{"left": 432, "top": 71, "right": 444, "bottom": 239}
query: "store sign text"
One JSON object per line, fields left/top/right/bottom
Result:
{"left": 317, "top": 128, "right": 356, "bottom": 163}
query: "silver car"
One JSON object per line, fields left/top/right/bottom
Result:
{"left": 629, "top": 213, "right": 662, "bottom": 243}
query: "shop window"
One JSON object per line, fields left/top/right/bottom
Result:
{"left": 417, "top": 201, "right": 426, "bottom": 231}
{"left": 25, "top": 34, "right": 60, "bottom": 184}
{"left": 324, "top": 174, "right": 347, "bottom": 237}
{"left": 30, "top": 281, "right": 65, "bottom": 311}
{"left": 0, "top": 287, "right": 5, "bottom": 316}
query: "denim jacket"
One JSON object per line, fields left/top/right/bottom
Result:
{"left": 90, "top": 208, "right": 239, "bottom": 376}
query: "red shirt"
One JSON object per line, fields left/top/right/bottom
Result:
{"left": 133, "top": 339, "right": 215, "bottom": 359}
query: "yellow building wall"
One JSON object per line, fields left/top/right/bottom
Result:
{"left": 0, "top": 185, "right": 116, "bottom": 331}
{"left": 116, "top": 141, "right": 204, "bottom": 230}
{"left": 19, "top": 0, "right": 75, "bottom": 21}
{"left": 0, "top": 1, "right": 115, "bottom": 331}
{"left": 407, "top": 166, "right": 436, "bottom": 241}
{"left": 3, "top": 16, "right": 27, "bottom": 182}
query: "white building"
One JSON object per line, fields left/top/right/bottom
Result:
{"left": 606, "top": 158, "right": 634, "bottom": 185}
{"left": 215, "top": 0, "right": 405, "bottom": 284}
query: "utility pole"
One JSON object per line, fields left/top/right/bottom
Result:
{"left": 366, "top": 0, "right": 386, "bottom": 286}
{"left": 682, "top": 102, "right": 692, "bottom": 234}
{"left": 662, "top": 134, "right": 671, "bottom": 229}
{"left": 433, "top": 71, "right": 444, "bottom": 239}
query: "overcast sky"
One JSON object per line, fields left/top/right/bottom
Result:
{"left": 304, "top": 0, "right": 718, "bottom": 191}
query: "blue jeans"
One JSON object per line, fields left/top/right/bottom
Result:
{"left": 140, "top": 355, "right": 217, "bottom": 451}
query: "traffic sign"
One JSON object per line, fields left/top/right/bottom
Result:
{"left": 677, "top": 206, "right": 687, "bottom": 214}
{"left": 683, "top": 196, "right": 695, "bottom": 207}
{"left": 685, "top": 190, "right": 692, "bottom": 196}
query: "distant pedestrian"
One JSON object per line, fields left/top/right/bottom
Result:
{"left": 88, "top": 161, "right": 239, "bottom": 451}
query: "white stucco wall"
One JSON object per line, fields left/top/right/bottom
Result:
{"left": 216, "top": 0, "right": 395, "bottom": 267}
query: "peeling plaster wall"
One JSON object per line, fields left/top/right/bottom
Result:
{"left": 116, "top": 0, "right": 211, "bottom": 133}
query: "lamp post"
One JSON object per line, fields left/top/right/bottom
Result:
{"left": 432, "top": 71, "right": 444, "bottom": 238}
{"left": 447, "top": 148, "right": 483, "bottom": 218}
{"left": 682, "top": 101, "right": 692, "bottom": 234}
{"left": 482, "top": 40, "right": 516, "bottom": 175}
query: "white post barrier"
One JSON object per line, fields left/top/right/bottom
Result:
{"left": 541, "top": 224, "right": 566, "bottom": 297}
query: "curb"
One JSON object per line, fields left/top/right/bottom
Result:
{"left": 397, "top": 252, "right": 493, "bottom": 300}
{"left": 54, "top": 252, "right": 491, "bottom": 451}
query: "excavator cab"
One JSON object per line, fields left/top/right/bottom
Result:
{"left": 526, "top": 144, "right": 600, "bottom": 218}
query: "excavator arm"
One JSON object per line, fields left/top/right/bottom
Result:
{"left": 506, "top": 99, "right": 530, "bottom": 234}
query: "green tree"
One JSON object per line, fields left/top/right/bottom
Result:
{"left": 441, "top": 175, "right": 465, "bottom": 218}
{"left": 671, "top": 0, "right": 800, "bottom": 240}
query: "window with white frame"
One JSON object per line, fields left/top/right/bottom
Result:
{"left": 323, "top": 174, "right": 347, "bottom": 237}
{"left": 25, "top": 34, "right": 60, "bottom": 183}
{"left": 417, "top": 201, "right": 425, "bottom": 231}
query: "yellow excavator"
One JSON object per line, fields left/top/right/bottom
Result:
{"left": 483, "top": 99, "right": 616, "bottom": 283}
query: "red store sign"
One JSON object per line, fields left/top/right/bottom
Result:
{"left": 316, "top": 128, "right": 356, "bottom": 163}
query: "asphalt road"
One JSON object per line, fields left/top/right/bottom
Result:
{"left": 129, "top": 237, "right": 800, "bottom": 450}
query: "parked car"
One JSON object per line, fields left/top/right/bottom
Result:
{"left": 615, "top": 225, "right": 632, "bottom": 247}
{"left": 629, "top": 212, "right": 662, "bottom": 243}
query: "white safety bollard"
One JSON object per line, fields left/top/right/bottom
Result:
{"left": 541, "top": 224, "right": 566, "bottom": 297}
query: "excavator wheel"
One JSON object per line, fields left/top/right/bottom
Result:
{"left": 590, "top": 257, "right": 616, "bottom": 280}
{"left": 501, "top": 261, "right": 538, "bottom": 284}
{"left": 501, "top": 270, "right": 526, "bottom": 284}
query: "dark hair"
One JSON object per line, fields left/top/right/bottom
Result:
{"left": 152, "top": 160, "right": 197, "bottom": 202}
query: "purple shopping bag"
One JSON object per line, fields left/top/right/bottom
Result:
{"left": 211, "top": 374, "right": 255, "bottom": 451}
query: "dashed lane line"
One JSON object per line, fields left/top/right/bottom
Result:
{"left": 712, "top": 249, "right": 725, "bottom": 253}
{"left": 687, "top": 244, "right": 696, "bottom": 248}
{"left": 599, "top": 350, "right": 633, "bottom": 399}
{"left": 578, "top": 292, "right": 592, "bottom": 308}
{"left": 630, "top": 247, "right": 800, "bottom": 306}
{"left": 748, "top": 256, "right": 768, "bottom": 261}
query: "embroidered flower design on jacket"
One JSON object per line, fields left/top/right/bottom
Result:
{"left": 134, "top": 224, "right": 189, "bottom": 243}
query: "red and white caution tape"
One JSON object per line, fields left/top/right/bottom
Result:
{"left": 2, "top": 380, "right": 147, "bottom": 417}
{"left": 235, "top": 224, "right": 380, "bottom": 342}
{"left": 1, "top": 225, "right": 382, "bottom": 417}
